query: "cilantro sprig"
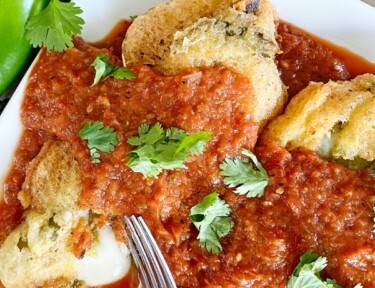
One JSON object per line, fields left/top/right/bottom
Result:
{"left": 25, "top": 0, "right": 84, "bottom": 52}
{"left": 79, "top": 121, "right": 118, "bottom": 163}
{"left": 190, "top": 192, "right": 234, "bottom": 254}
{"left": 287, "top": 251, "right": 363, "bottom": 288}
{"left": 126, "top": 122, "right": 212, "bottom": 178}
{"left": 91, "top": 53, "right": 136, "bottom": 85}
{"left": 219, "top": 149, "right": 268, "bottom": 198}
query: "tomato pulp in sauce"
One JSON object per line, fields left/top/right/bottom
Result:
{"left": 276, "top": 21, "right": 375, "bottom": 98}
{"left": 255, "top": 143, "right": 375, "bottom": 287}
{"left": 1, "top": 21, "right": 375, "bottom": 287}
{"left": 3, "top": 34, "right": 259, "bottom": 288}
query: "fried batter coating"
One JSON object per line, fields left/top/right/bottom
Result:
{"left": 122, "top": 0, "right": 286, "bottom": 127}
{"left": 0, "top": 141, "right": 82, "bottom": 288}
{"left": 18, "top": 141, "right": 81, "bottom": 212}
{"left": 261, "top": 74, "right": 375, "bottom": 163}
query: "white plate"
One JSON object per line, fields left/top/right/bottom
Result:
{"left": 1, "top": 0, "right": 375, "bottom": 192}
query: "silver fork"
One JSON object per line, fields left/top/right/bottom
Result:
{"left": 125, "top": 215, "right": 177, "bottom": 288}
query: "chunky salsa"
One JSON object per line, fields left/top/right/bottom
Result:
{"left": 276, "top": 21, "right": 375, "bottom": 98}
{"left": 1, "top": 20, "right": 375, "bottom": 287}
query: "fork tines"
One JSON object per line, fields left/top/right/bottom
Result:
{"left": 125, "top": 215, "right": 177, "bottom": 288}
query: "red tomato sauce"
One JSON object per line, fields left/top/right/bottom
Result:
{"left": 21, "top": 36, "right": 258, "bottom": 215}
{"left": 3, "top": 31, "right": 259, "bottom": 287}
{"left": 256, "top": 143, "right": 375, "bottom": 287}
{"left": 1, "top": 21, "right": 375, "bottom": 287}
{"left": 276, "top": 21, "right": 375, "bottom": 98}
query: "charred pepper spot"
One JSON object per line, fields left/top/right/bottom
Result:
{"left": 245, "top": 0, "right": 261, "bottom": 14}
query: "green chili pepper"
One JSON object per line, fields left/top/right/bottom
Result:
{"left": 0, "top": 0, "right": 50, "bottom": 96}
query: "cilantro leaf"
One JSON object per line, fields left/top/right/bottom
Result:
{"left": 219, "top": 149, "right": 268, "bottom": 198}
{"left": 25, "top": 0, "right": 84, "bottom": 52}
{"left": 79, "top": 121, "right": 118, "bottom": 163}
{"left": 127, "top": 123, "right": 164, "bottom": 147}
{"left": 165, "top": 127, "right": 188, "bottom": 141}
{"left": 176, "top": 131, "right": 212, "bottom": 156}
{"left": 288, "top": 251, "right": 362, "bottom": 288}
{"left": 287, "top": 251, "right": 336, "bottom": 288}
{"left": 126, "top": 123, "right": 212, "bottom": 178}
{"left": 89, "top": 148, "right": 101, "bottom": 164}
{"left": 190, "top": 192, "right": 234, "bottom": 254}
{"left": 91, "top": 53, "right": 136, "bottom": 85}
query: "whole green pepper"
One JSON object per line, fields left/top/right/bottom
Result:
{"left": 0, "top": 0, "right": 50, "bottom": 95}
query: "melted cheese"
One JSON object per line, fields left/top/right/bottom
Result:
{"left": 77, "top": 225, "right": 131, "bottom": 286}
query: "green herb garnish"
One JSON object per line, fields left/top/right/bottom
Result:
{"left": 219, "top": 149, "right": 268, "bottom": 198}
{"left": 91, "top": 53, "right": 136, "bottom": 85}
{"left": 190, "top": 192, "right": 233, "bottom": 254}
{"left": 25, "top": 0, "right": 84, "bottom": 52}
{"left": 287, "top": 251, "right": 363, "bottom": 288}
{"left": 71, "top": 279, "right": 85, "bottom": 288}
{"left": 79, "top": 121, "right": 118, "bottom": 163}
{"left": 126, "top": 122, "right": 212, "bottom": 178}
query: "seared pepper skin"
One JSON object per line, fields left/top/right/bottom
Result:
{"left": 0, "top": 0, "right": 50, "bottom": 95}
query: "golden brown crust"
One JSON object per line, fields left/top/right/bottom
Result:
{"left": 122, "top": 0, "right": 240, "bottom": 66}
{"left": 19, "top": 140, "right": 81, "bottom": 212}
{"left": 261, "top": 74, "right": 375, "bottom": 161}
{"left": 0, "top": 141, "right": 83, "bottom": 288}
{"left": 122, "top": 0, "right": 287, "bottom": 128}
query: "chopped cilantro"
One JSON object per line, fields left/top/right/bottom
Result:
{"left": 126, "top": 123, "right": 212, "bottom": 178}
{"left": 219, "top": 149, "right": 268, "bottom": 198}
{"left": 190, "top": 192, "right": 233, "bottom": 254}
{"left": 25, "top": 0, "right": 84, "bottom": 52}
{"left": 91, "top": 53, "right": 136, "bottom": 85}
{"left": 79, "top": 121, "right": 118, "bottom": 163}
{"left": 287, "top": 251, "right": 363, "bottom": 288}
{"left": 71, "top": 279, "right": 85, "bottom": 288}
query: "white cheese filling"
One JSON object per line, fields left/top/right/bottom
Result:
{"left": 77, "top": 225, "right": 131, "bottom": 286}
